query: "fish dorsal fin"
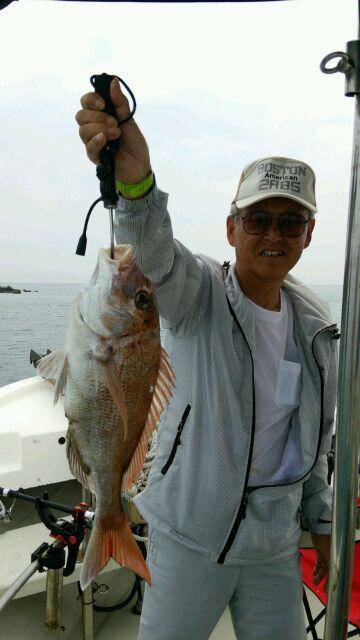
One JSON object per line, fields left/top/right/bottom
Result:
{"left": 36, "top": 349, "right": 68, "bottom": 405}
{"left": 122, "top": 347, "right": 175, "bottom": 492}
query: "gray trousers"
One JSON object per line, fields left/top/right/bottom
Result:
{"left": 138, "top": 527, "right": 307, "bottom": 640}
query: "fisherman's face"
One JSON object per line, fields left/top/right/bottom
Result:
{"left": 226, "top": 197, "right": 315, "bottom": 285}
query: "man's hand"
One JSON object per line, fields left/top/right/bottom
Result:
{"left": 75, "top": 77, "right": 151, "bottom": 184}
{"left": 311, "top": 532, "right": 331, "bottom": 592}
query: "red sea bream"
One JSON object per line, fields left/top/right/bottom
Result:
{"left": 37, "top": 244, "right": 174, "bottom": 589}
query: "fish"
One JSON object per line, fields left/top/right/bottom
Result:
{"left": 37, "top": 244, "right": 174, "bottom": 590}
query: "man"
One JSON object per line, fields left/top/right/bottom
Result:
{"left": 76, "top": 77, "right": 338, "bottom": 640}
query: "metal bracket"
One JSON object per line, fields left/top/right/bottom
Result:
{"left": 93, "top": 582, "right": 110, "bottom": 594}
{"left": 0, "top": 497, "right": 15, "bottom": 523}
{"left": 320, "top": 40, "right": 360, "bottom": 97}
{"left": 0, "top": 499, "right": 10, "bottom": 523}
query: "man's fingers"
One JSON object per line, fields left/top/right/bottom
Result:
{"left": 79, "top": 82, "right": 133, "bottom": 125}
{"left": 79, "top": 122, "right": 120, "bottom": 145}
{"left": 85, "top": 129, "right": 121, "bottom": 165}
{"left": 110, "top": 77, "right": 132, "bottom": 123}
{"left": 75, "top": 108, "right": 118, "bottom": 128}
{"left": 313, "top": 572, "right": 326, "bottom": 585}
{"left": 77, "top": 81, "right": 150, "bottom": 175}
{"left": 80, "top": 91, "right": 105, "bottom": 111}
{"left": 313, "top": 557, "right": 328, "bottom": 586}
{"left": 80, "top": 80, "right": 131, "bottom": 120}
{"left": 86, "top": 132, "right": 106, "bottom": 164}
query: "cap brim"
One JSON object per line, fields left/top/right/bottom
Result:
{"left": 234, "top": 192, "right": 317, "bottom": 213}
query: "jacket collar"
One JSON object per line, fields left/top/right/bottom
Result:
{"left": 223, "top": 264, "right": 336, "bottom": 347}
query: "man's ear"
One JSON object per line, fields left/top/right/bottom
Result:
{"left": 227, "top": 215, "right": 236, "bottom": 247}
{"left": 304, "top": 218, "right": 315, "bottom": 249}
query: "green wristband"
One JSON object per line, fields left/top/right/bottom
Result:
{"left": 116, "top": 171, "right": 154, "bottom": 199}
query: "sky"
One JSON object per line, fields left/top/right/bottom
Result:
{"left": 0, "top": 0, "right": 357, "bottom": 284}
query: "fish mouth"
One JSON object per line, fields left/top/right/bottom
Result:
{"left": 102, "top": 245, "right": 135, "bottom": 268}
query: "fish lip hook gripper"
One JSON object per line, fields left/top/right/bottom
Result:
{"left": 76, "top": 73, "right": 137, "bottom": 258}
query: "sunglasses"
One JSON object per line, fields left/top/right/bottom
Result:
{"left": 239, "top": 211, "right": 310, "bottom": 238}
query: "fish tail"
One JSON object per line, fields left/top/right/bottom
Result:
{"left": 79, "top": 512, "right": 151, "bottom": 591}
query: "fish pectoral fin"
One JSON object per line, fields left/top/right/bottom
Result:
{"left": 36, "top": 349, "right": 68, "bottom": 405}
{"left": 66, "top": 426, "right": 92, "bottom": 491}
{"left": 122, "top": 346, "right": 175, "bottom": 492}
{"left": 95, "top": 357, "right": 128, "bottom": 440}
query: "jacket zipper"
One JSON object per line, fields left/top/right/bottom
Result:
{"left": 217, "top": 296, "right": 337, "bottom": 564}
{"left": 161, "top": 404, "right": 191, "bottom": 475}
{"left": 217, "top": 296, "right": 256, "bottom": 564}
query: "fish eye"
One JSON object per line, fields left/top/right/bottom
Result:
{"left": 135, "top": 289, "right": 151, "bottom": 310}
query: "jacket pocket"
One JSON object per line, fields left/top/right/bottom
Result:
{"left": 275, "top": 359, "right": 302, "bottom": 409}
{"left": 235, "top": 485, "right": 303, "bottom": 559}
{"left": 161, "top": 404, "right": 191, "bottom": 475}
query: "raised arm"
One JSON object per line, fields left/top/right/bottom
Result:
{"left": 75, "top": 78, "right": 210, "bottom": 332}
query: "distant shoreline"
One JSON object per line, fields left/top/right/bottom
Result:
{"left": 0, "top": 285, "right": 40, "bottom": 294}
{"left": 0, "top": 285, "right": 21, "bottom": 294}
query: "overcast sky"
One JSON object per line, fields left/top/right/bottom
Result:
{"left": 0, "top": 0, "right": 357, "bottom": 284}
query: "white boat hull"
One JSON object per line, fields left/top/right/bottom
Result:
{"left": 0, "top": 376, "right": 70, "bottom": 489}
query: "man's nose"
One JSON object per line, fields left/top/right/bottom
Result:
{"left": 263, "top": 218, "right": 282, "bottom": 240}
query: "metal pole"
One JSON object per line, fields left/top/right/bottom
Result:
{"left": 81, "top": 487, "right": 94, "bottom": 640}
{"left": 109, "top": 208, "right": 115, "bottom": 259}
{"left": 0, "top": 539, "right": 63, "bottom": 615}
{"left": 44, "top": 538, "right": 65, "bottom": 632}
{"left": 324, "top": 5, "right": 360, "bottom": 637}
{"left": 45, "top": 567, "right": 64, "bottom": 632}
{"left": 0, "top": 559, "right": 40, "bottom": 612}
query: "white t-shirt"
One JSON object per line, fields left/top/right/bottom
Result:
{"left": 247, "top": 289, "right": 302, "bottom": 486}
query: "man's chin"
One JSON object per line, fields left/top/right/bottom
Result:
{"left": 255, "top": 263, "right": 289, "bottom": 281}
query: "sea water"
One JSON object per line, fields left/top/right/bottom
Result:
{"left": 0, "top": 283, "right": 343, "bottom": 389}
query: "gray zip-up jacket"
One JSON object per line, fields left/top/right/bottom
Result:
{"left": 115, "top": 185, "right": 339, "bottom": 566}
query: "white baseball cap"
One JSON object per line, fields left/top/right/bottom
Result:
{"left": 232, "top": 156, "right": 317, "bottom": 212}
